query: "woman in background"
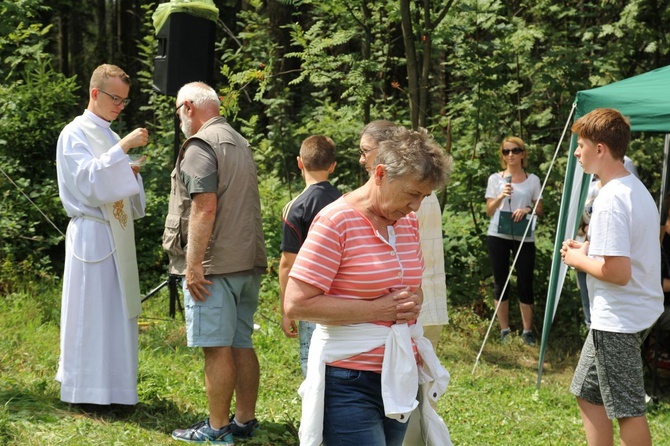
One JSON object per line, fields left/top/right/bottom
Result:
{"left": 485, "top": 136, "right": 542, "bottom": 345}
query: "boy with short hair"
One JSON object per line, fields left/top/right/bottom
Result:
{"left": 562, "top": 108, "right": 663, "bottom": 446}
{"left": 279, "top": 135, "right": 341, "bottom": 376}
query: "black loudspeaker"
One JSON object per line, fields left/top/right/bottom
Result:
{"left": 153, "top": 12, "right": 216, "bottom": 96}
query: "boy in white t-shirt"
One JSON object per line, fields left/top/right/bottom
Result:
{"left": 561, "top": 108, "right": 663, "bottom": 446}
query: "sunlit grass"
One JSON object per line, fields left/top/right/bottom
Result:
{"left": 2, "top": 285, "right": 670, "bottom": 445}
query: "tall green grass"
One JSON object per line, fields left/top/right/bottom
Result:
{"left": 2, "top": 281, "right": 670, "bottom": 445}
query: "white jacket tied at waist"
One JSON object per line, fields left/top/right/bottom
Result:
{"left": 299, "top": 322, "right": 452, "bottom": 446}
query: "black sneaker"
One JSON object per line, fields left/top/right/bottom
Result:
{"left": 521, "top": 332, "right": 536, "bottom": 346}
{"left": 229, "top": 414, "right": 260, "bottom": 439}
{"left": 172, "top": 419, "right": 234, "bottom": 444}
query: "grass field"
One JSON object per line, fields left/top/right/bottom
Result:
{"left": 2, "top": 281, "right": 670, "bottom": 445}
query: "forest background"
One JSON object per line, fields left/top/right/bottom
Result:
{"left": 2, "top": 0, "right": 670, "bottom": 387}
{"left": 2, "top": 0, "right": 670, "bottom": 337}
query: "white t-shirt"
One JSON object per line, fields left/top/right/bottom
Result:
{"left": 587, "top": 174, "right": 664, "bottom": 333}
{"left": 485, "top": 172, "right": 542, "bottom": 242}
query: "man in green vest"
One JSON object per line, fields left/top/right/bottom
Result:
{"left": 165, "top": 82, "right": 267, "bottom": 445}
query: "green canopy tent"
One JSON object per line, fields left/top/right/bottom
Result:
{"left": 537, "top": 65, "right": 670, "bottom": 388}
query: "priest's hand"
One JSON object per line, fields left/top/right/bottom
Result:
{"left": 185, "top": 263, "right": 212, "bottom": 302}
{"left": 119, "top": 127, "right": 149, "bottom": 153}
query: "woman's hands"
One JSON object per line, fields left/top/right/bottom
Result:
{"left": 511, "top": 205, "right": 532, "bottom": 222}
{"left": 284, "top": 278, "right": 423, "bottom": 325}
{"left": 499, "top": 182, "right": 513, "bottom": 201}
{"left": 486, "top": 182, "right": 513, "bottom": 217}
{"left": 381, "top": 288, "right": 423, "bottom": 324}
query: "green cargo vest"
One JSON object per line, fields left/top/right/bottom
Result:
{"left": 163, "top": 116, "right": 267, "bottom": 276}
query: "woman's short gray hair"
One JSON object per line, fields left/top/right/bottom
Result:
{"left": 374, "top": 126, "right": 452, "bottom": 189}
{"left": 177, "top": 82, "right": 221, "bottom": 108}
{"left": 359, "top": 119, "right": 397, "bottom": 144}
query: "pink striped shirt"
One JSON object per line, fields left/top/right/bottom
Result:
{"left": 289, "top": 196, "right": 424, "bottom": 372}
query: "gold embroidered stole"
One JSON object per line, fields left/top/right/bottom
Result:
{"left": 76, "top": 115, "right": 142, "bottom": 319}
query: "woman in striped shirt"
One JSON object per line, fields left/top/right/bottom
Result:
{"left": 285, "top": 126, "right": 452, "bottom": 446}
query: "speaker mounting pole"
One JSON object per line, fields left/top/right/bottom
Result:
{"left": 145, "top": 11, "right": 216, "bottom": 317}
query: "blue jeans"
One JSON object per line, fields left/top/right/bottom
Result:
{"left": 323, "top": 366, "right": 408, "bottom": 446}
{"left": 299, "top": 321, "right": 315, "bottom": 377}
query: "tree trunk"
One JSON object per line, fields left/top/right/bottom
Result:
{"left": 69, "top": 6, "right": 85, "bottom": 78}
{"left": 399, "top": 0, "right": 420, "bottom": 129}
{"left": 418, "top": 0, "right": 432, "bottom": 128}
{"left": 118, "top": 0, "right": 142, "bottom": 75}
{"left": 94, "top": 0, "right": 107, "bottom": 66}
{"left": 361, "top": 0, "right": 372, "bottom": 125}
{"left": 56, "top": 13, "right": 69, "bottom": 75}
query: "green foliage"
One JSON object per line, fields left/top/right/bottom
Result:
{"left": 0, "top": 12, "right": 79, "bottom": 285}
{"left": 285, "top": 20, "right": 358, "bottom": 88}
{"left": 0, "top": 253, "right": 55, "bottom": 297}
{"left": 437, "top": 0, "right": 670, "bottom": 327}
{"left": 443, "top": 210, "right": 490, "bottom": 306}
{"left": 0, "top": 1, "right": 49, "bottom": 68}
{"left": 2, "top": 22, "right": 52, "bottom": 79}
{"left": 283, "top": 1, "right": 409, "bottom": 120}
{"left": 0, "top": 66, "right": 79, "bottom": 178}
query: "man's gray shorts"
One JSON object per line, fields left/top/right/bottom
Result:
{"left": 183, "top": 274, "right": 261, "bottom": 348}
{"left": 570, "top": 328, "right": 648, "bottom": 419}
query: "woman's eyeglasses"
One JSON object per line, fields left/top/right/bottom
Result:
{"left": 358, "top": 147, "right": 377, "bottom": 157}
{"left": 502, "top": 147, "right": 523, "bottom": 156}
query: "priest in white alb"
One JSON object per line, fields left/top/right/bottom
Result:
{"left": 55, "top": 63, "right": 149, "bottom": 406}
